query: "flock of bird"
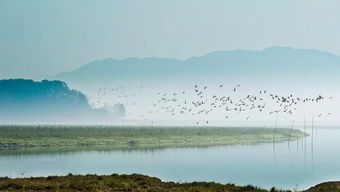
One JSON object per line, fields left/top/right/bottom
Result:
{"left": 89, "top": 84, "right": 333, "bottom": 125}
{"left": 88, "top": 86, "right": 139, "bottom": 108}
{"left": 154, "top": 84, "right": 332, "bottom": 124}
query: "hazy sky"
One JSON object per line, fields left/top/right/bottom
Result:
{"left": 1, "top": 0, "right": 340, "bottom": 79}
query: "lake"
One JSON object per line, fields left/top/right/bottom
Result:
{"left": 0, "top": 127, "right": 339, "bottom": 190}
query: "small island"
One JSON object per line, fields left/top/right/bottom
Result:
{"left": 0, "top": 125, "right": 305, "bottom": 152}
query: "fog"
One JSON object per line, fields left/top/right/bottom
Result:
{"left": 66, "top": 79, "right": 338, "bottom": 127}
{"left": 2, "top": 47, "right": 339, "bottom": 126}
{"left": 48, "top": 47, "right": 340, "bottom": 127}
{"left": 0, "top": 79, "right": 124, "bottom": 124}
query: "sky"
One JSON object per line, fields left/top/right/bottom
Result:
{"left": 1, "top": 0, "right": 340, "bottom": 79}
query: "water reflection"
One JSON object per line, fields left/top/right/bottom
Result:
{"left": 0, "top": 127, "right": 339, "bottom": 191}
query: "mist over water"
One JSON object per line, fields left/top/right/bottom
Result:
{"left": 49, "top": 48, "right": 340, "bottom": 126}
{"left": 2, "top": 48, "right": 337, "bottom": 125}
{"left": 1, "top": 1, "right": 340, "bottom": 190}
{"left": 66, "top": 80, "right": 337, "bottom": 127}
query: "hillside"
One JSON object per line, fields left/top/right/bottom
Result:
{"left": 0, "top": 79, "right": 110, "bottom": 123}
{"left": 52, "top": 47, "right": 340, "bottom": 86}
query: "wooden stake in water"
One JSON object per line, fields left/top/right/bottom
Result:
{"left": 304, "top": 116, "right": 307, "bottom": 167}
{"left": 288, "top": 119, "right": 294, "bottom": 150}
{"left": 273, "top": 115, "right": 278, "bottom": 157}
{"left": 296, "top": 124, "right": 299, "bottom": 152}
{"left": 311, "top": 116, "right": 314, "bottom": 162}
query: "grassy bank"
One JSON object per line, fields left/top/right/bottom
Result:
{"left": 0, "top": 174, "right": 335, "bottom": 192}
{"left": 0, "top": 125, "right": 306, "bottom": 151}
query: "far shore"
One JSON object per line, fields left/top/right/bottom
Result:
{"left": 0, "top": 125, "right": 306, "bottom": 152}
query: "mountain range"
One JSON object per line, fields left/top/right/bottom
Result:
{"left": 52, "top": 47, "right": 340, "bottom": 87}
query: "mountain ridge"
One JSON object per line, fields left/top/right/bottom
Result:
{"left": 51, "top": 47, "right": 340, "bottom": 85}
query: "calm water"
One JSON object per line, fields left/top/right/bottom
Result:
{"left": 1, "top": 127, "right": 340, "bottom": 190}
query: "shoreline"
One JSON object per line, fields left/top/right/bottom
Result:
{"left": 0, "top": 173, "right": 336, "bottom": 192}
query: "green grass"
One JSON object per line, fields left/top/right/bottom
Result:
{"left": 0, "top": 174, "right": 288, "bottom": 192}
{"left": 305, "top": 181, "right": 340, "bottom": 192}
{"left": 0, "top": 125, "right": 306, "bottom": 151}
{"left": 0, "top": 173, "right": 333, "bottom": 192}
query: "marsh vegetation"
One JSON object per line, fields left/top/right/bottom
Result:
{"left": 0, "top": 125, "right": 305, "bottom": 151}
{"left": 0, "top": 174, "right": 336, "bottom": 192}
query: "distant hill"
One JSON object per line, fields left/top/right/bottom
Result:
{"left": 52, "top": 47, "right": 340, "bottom": 86}
{"left": 0, "top": 79, "right": 114, "bottom": 124}
{"left": 47, "top": 47, "right": 340, "bottom": 124}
